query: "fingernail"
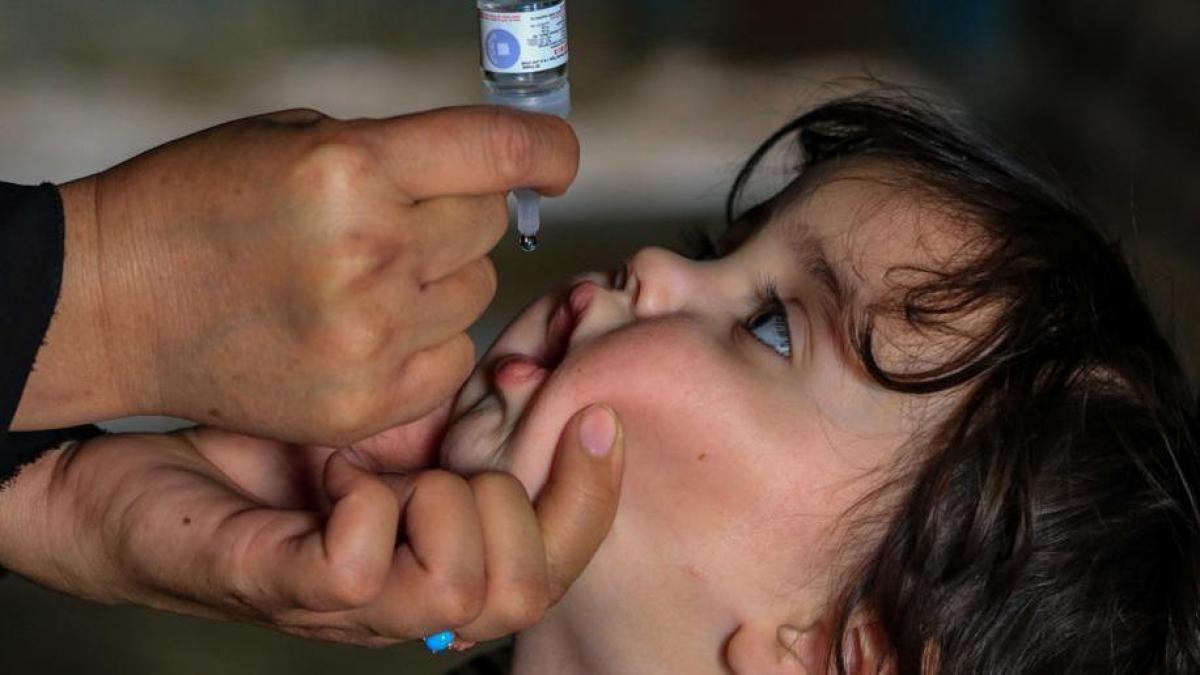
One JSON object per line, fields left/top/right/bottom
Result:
{"left": 339, "top": 448, "right": 368, "bottom": 469}
{"left": 580, "top": 406, "right": 617, "bottom": 457}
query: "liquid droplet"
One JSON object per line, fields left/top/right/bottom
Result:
{"left": 519, "top": 234, "right": 538, "bottom": 253}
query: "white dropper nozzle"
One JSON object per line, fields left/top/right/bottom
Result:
{"left": 482, "top": 84, "right": 571, "bottom": 253}
{"left": 515, "top": 188, "right": 541, "bottom": 252}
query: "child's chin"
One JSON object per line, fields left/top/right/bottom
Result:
{"left": 439, "top": 404, "right": 509, "bottom": 476}
{"left": 440, "top": 406, "right": 559, "bottom": 499}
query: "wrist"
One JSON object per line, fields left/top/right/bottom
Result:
{"left": 12, "top": 178, "right": 153, "bottom": 428}
{"left": 0, "top": 447, "right": 60, "bottom": 586}
{"left": 0, "top": 441, "right": 127, "bottom": 605}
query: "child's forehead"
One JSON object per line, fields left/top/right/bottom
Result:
{"left": 764, "top": 160, "right": 975, "bottom": 302}
{"left": 765, "top": 161, "right": 999, "bottom": 387}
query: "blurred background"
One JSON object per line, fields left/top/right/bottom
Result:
{"left": 1, "top": 1, "right": 1197, "bottom": 672}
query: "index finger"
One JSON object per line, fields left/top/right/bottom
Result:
{"left": 372, "top": 106, "right": 580, "bottom": 201}
{"left": 534, "top": 405, "right": 624, "bottom": 603}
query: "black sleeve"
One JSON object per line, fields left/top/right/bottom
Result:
{"left": 0, "top": 182, "right": 103, "bottom": 484}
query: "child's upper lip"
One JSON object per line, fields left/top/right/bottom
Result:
{"left": 540, "top": 280, "right": 600, "bottom": 368}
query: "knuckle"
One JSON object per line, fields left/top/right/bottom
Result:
{"left": 433, "top": 338, "right": 477, "bottom": 395}
{"left": 407, "top": 471, "right": 486, "bottom": 626}
{"left": 395, "top": 335, "right": 475, "bottom": 404}
{"left": 322, "top": 562, "right": 383, "bottom": 608}
{"left": 447, "top": 332, "right": 477, "bottom": 369}
{"left": 470, "top": 471, "right": 526, "bottom": 501}
{"left": 315, "top": 389, "right": 376, "bottom": 445}
{"left": 489, "top": 580, "right": 550, "bottom": 631}
{"left": 313, "top": 250, "right": 396, "bottom": 316}
{"left": 312, "top": 315, "right": 390, "bottom": 366}
{"left": 293, "top": 133, "right": 374, "bottom": 199}
{"left": 465, "top": 256, "right": 498, "bottom": 304}
{"left": 370, "top": 478, "right": 402, "bottom": 513}
{"left": 413, "top": 468, "right": 469, "bottom": 498}
{"left": 269, "top": 107, "right": 328, "bottom": 126}
{"left": 484, "top": 109, "right": 539, "bottom": 186}
{"left": 429, "top": 572, "right": 485, "bottom": 627}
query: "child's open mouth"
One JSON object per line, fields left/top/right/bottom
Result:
{"left": 441, "top": 273, "right": 617, "bottom": 479}
{"left": 489, "top": 280, "right": 598, "bottom": 393}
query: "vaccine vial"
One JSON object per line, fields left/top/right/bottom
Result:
{"left": 477, "top": 0, "right": 571, "bottom": 252}
{"left": 477, "top": 0, "right": 570, "bottom": 117}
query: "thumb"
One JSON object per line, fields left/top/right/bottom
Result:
{"left": 534, "top": 404, "right": 625, "bottom": 604}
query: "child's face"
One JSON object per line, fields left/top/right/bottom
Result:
{"left": 442, "top": 164, "right": 943, "bottom": 639}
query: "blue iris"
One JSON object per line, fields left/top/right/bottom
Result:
{"left": 748, "top": 304, "right": 792, "bottom": 358}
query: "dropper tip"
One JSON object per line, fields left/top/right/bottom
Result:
{"left": 518, "top": 233, "right": 538, "bottom": 253}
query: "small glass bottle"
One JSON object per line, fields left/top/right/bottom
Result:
{"left": 477, "top": 0, "right": 570, "bottom": 117}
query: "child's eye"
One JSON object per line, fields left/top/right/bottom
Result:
{"left": 746, "top": 295, "right": 793, "bottom": 359}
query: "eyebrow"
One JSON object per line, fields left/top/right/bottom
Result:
{"left": 722, "top": 206, "right": 856, "bottom": 327}
{"left": 784, "top": 220, "right": 856, "bottom": 348}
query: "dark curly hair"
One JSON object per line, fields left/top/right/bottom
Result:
{"left": 725, "top": 95, "right": 1200, "bottom": 674}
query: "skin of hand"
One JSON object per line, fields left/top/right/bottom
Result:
{"left": 0, "top": 405, "right": 622, "bottom": 647}
{"left": 12, "top": 106, "right": 579, "bottom": 447}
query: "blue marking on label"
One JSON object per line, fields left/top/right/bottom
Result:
{"left": 485, "top": 29, "right": 521, "bottom": 69}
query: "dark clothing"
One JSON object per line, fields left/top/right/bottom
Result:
{"left": 0, "top": 182, "right": 101, "bottom": 485}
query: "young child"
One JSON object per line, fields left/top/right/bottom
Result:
{"left": 439, "top": 95, "right": 1200, "bottom": 674}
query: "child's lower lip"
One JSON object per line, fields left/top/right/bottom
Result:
{"left": 493, "top": 354, "right": 547, "bottom": 387}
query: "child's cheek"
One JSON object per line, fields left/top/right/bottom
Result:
{"left": 506, "top": 322, "right": 716, "bottom": 487}
{"left": 549, "top": 323, "right": 764, "bottom": 516}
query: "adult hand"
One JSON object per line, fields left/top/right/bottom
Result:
{"left": 0, "top": 406, "right": 622, "bottom": 646}
{"left": 12, "top": 106, "right": 580, "bottom": 446}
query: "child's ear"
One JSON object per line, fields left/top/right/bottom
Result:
{"left": 724, "top": 621, "right": 811, "bottom": 675}
{"left": 833, "top": 615, "right": 893, "bottom": 675}
{"left": 726, "top": 612, "right": 893, "bottom": 675}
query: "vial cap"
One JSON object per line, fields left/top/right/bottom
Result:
{"left": 483, "top": 82, "right": 571, "bottom": 119}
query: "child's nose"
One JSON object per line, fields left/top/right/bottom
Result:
{"left": 627, "top": 247, "right": 700, "bottom": 319}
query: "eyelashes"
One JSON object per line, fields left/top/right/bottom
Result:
{"left": 677, "top": 230, "right": 795, "bottom": 360}
{"left": 746, "top": 279, "right": 793, "bottom": 359}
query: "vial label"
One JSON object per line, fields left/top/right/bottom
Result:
{"left": 480, "top": 3, "right": 568, "bottom": 75}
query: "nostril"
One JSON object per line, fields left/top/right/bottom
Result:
{"left": 611, "top": 263, "right": 630, "bottom": 291}
{"left": 627, "top": 247, "right": 685, "bottom": 317}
